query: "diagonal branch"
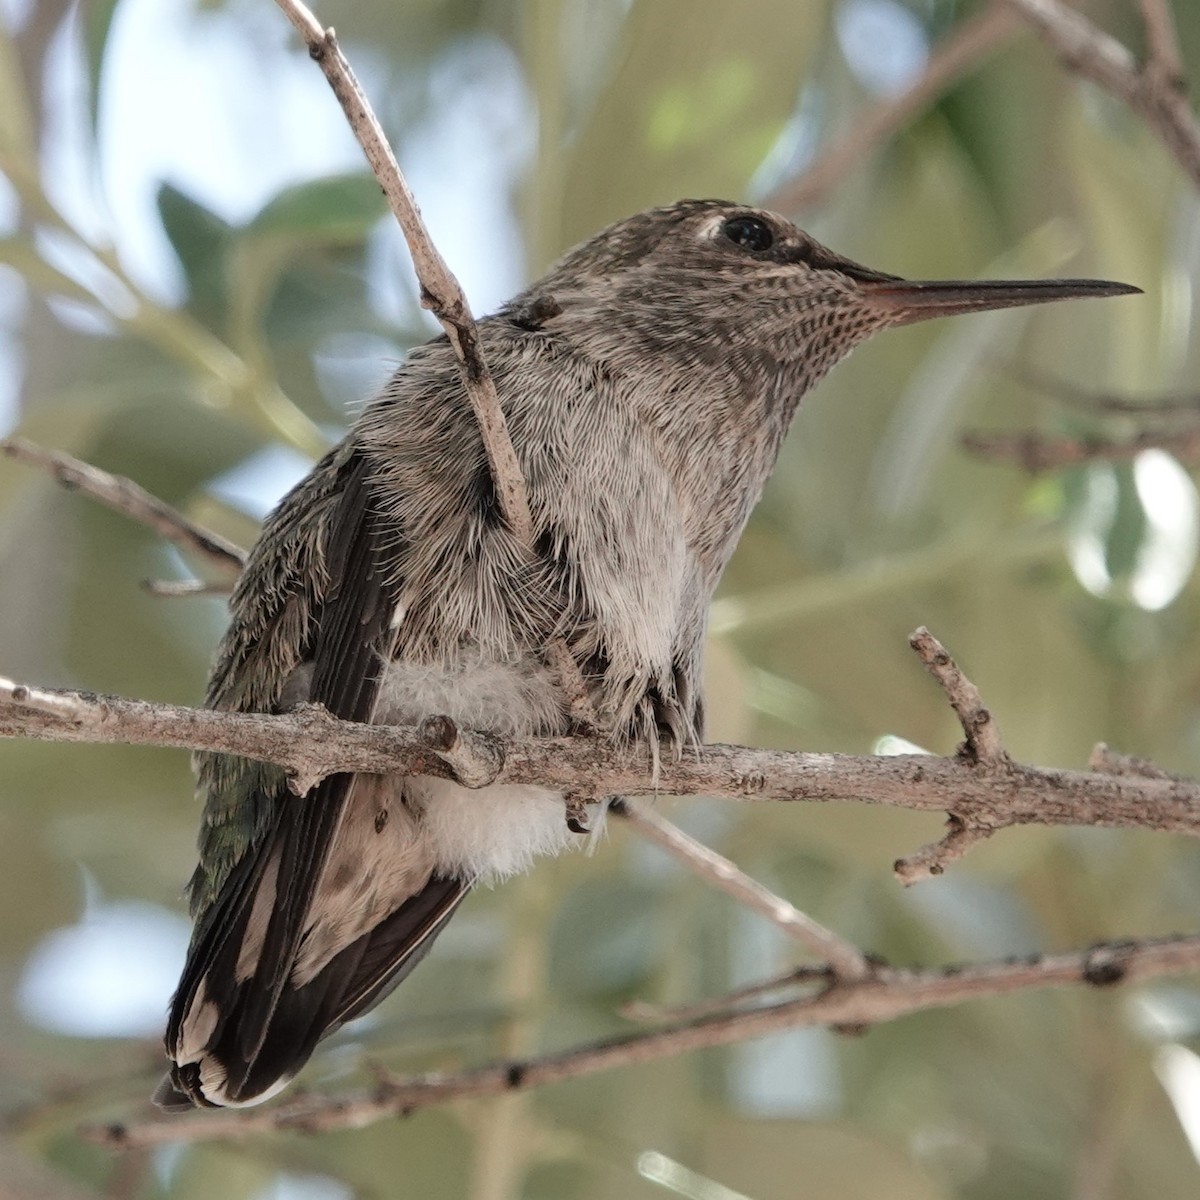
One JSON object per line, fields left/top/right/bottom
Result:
{"left": 613, "top": 799, "right": 873, "bottom": 980}
{"left": 1000, "top": 0, "right": 1200, "bottom": 191}
{"left": 1, "top": 438, "right": 246, "bottom": 573}
{"left": 270, "top": 0, "right": 600, "bottom": 721}
{"left": 766, "top": 5, "right": 1021, "bottom": 213}
{"left": 87, "top": 931, "right": 1200, "bottom": 1146}
{"left": 271, "top": 0, "right": 532, "bottom": 548}
{"left": 1135, "top": 0, "right": 1187, "bottom": 97}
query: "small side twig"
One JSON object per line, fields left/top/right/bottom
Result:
{"left": 894, "top": 815, "right": 997, "bottom": 886}
{"left": 614, "top": 799, "right": 873, "bottom": 980}
{"left": 1089, "top": 742, "right": 1186, "bottom": 782}
{"left": 901, "top": 628, "right": 1011, "bottom": 883}
{"left": 909, "top": 626, "right": 1007, "bottom": 766}
{"left": 2, "top": 438, "right": 246, "bottom": 573}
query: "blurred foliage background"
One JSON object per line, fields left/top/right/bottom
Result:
{"left": 3, "top": 0, "right": 1200, "bottom": 1196}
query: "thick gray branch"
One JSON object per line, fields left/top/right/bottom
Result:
{"left": 5, "top": 679, "right": 1200, "bottom": 841}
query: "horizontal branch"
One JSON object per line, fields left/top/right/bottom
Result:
{"left": 5, "top": 677, "right": 1200, "bottom": 843}
{"left": 89, "top": 931, "right": 1200, "bottom": 1145}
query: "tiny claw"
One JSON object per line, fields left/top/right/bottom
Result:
{"left": 565, "top": 795, "right": 590, "bottom": 834}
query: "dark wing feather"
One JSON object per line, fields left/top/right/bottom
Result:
{"left": 228, "top": 455, "right": 391, "bottom": 1067}
{"left": 228, "top": 873, "right": 467, "bottom": 1103}
{"left": 160, "top": 450, "right": 469, "bottom": 1109}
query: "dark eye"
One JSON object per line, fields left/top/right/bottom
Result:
{"left": 723, "top": 216, "right": 774, "bottom": 252}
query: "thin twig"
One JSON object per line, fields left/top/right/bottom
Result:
{"left": 894, "top": 815, "right": 997, "bottom": 886}
{"left": 271, "top": 0, "right": 532, "bottom": 547}
{"left": 909, "top": 627, "right": 1007, "bottom": 765}
{"left": 1136, "top": 0, "right": 1187, "bottom": 94}
{"left": 961, "top": 427, "right": 1200, "bottom": 471}
{"left": 86, "top": 932, "right": 1200, "bottom": 1146}
{"left": 614, "top": 799, "right": 872, "bottom": 979}
{"left": 7, "top": 675, "right": 1200, "bottom": 841}
{"left": 270, "top": 0, "right": 598, "bottom": 715}
{"left": 2, "top": 438, "right": 246, "bottom": 572}
{"left": 1000, "top": 0, "right": 1200, "bottom": 192}
{"left": 766, "top": 5, "right": 1020, "bottom": 213}
{"left": 620, "top": 964, "right": 833, "bottom": 1024}
{"left": 1089, "top": 742, "right": 1187, "bottom": 781}
{"left": 141, "top": 578, "right": 234, "bottom": 599}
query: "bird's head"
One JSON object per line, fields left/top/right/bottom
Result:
{"left": 515, "top": 199, "right": 1138, "bottom": 407}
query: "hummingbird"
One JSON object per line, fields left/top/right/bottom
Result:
{"left": 155, "top": 199, "right": 1137, "bottom": 1109}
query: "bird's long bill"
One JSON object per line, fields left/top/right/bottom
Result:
{"left": 861, "top": 276, "right": 1141, "bottom": 326}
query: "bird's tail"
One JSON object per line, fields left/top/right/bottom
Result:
{"left": 155, "top": 774, "right": 467, "bottom": 1110}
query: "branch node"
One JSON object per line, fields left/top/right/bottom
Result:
{"left": 416, "top": 713, "right": 503, "bottom": 788}
{"left": 416, "top": 713, "right": 458, "bottom": 753}
{"left": 894, "top": 813, "right": 1000, "bottom": 886}
{"left": 1082, "top": 941, "right": 1134, "bottom": 987}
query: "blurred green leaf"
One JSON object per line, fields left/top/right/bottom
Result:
{"left": 246, "top": 172, "right": 387, "bottom": 241}
{"left": 157, "top": 183, "right": 234, "bottom": 331}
